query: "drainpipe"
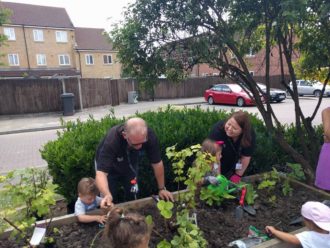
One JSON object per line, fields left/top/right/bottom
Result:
{"left": 77, "top": 50, "right": 82, "bottom": 78}
{"left": 22, "top": 25, "right": 31, "bottom": 70}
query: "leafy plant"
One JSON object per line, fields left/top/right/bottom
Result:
{"left": 0, "top": 168, "right": 58, "bottom": 244}
{"left": 157, "top": 144, "right": 210, "bottom": 247}
{"left": 282, "top": 179, "right": 293, "bottom": 197}
{"left": 245, "top": 183, "right": 258, "bottom": 205}
{"left": 286, "top": 163, "right": 306, "bottom": 181}
{"left": 157, "top": 200, "right": 174, "bottom": 219}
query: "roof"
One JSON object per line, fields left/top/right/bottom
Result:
{"left": 0, "top": 2, "right": 74, "bottom": 29}
{"left": 75, "top": 27, "right": 113, "bottom": 51}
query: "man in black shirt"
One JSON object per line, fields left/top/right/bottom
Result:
{"left": 95, "top": 117, "right": 173, "bottom": 207}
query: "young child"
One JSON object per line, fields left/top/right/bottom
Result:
{"left": 102, "top": 207, "right": 151, "bottom": 248}
{"left": 200, "top": 138, "right": 223, "bottom": 185}
{"left": 74, "top": 177, "right": 106, "bottom": 224}
{"left": 265, "top": 201, "right": 330, "bottom": 248}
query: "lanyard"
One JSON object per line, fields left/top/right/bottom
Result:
{"left": 227, "top": 137, "right": 242, "bottom": 162}
{"left": 126, "top": 148, "right": 138, "bottom": 179}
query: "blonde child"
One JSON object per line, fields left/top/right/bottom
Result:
{"left": 265, "top": 201, "right": 330, "bottom": 248}
{"left": 102, "top": 207, "right": 151, "bottom": 248}
{"left": 200, "top": 138, "right": 223, "bottom": 185}
{"left": 74, "top": 177, "right": 106, "bottom": 224}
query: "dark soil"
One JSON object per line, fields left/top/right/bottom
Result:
{"left": 2, "top": 180, "right": 329, "bottom": 248}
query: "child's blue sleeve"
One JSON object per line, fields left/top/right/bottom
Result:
{"left": 96, "top": 196, "right": 103, "bottom": 207}
{"left": 74, "top": 198, "right": 86, "bottom": 216}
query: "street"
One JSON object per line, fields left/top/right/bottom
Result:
{"left": 0, "top": 97, "right": 329, "bottom": 174}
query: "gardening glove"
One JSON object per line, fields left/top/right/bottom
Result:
{"left": 230, "top": 173, "right": 241, "bottom": 184}
{"left": 204, "top": 176, "right": 219, "bottom": 186}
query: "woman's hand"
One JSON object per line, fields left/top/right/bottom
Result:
{"left": 230, "top": 173, "right": 241, "bottom": 183}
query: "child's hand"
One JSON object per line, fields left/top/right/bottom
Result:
{"left": 98, "top": 215, "right": 106, "bottom": 224}
{"left": 265, "top": 226, "right": 276, "bottom": 236}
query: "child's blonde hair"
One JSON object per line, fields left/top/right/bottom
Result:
{"left": 77, "top": 177, "right": 99, "bottom": 196}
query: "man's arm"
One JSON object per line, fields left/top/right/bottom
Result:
{"left": 152, "top": 161, "right": 174, "bottom": 201}
{"left": 95, "top": 170, "right": 113, "bottom": 208}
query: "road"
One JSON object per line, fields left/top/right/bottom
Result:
{"left": 0, "top": 97, "right": 329, "bottom": 174}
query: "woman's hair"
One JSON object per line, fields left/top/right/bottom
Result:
{"left": 103, "top": 208, "right": 151, "bottom": 248}
{"left": 227, "top": 111, "right": 252, "bottom": 147}
{"left": 201, "top": 139, "right": 221, "bottom": 156}
{"left": 77, "top": 177, "right": 99, "bottom": 196}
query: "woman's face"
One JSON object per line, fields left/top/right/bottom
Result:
{"left": 225, "top": 117, "right": 243, "bottom": 138}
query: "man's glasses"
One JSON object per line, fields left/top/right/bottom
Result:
{"left": 126, "top": 136, "right": 147, "bottom": 147}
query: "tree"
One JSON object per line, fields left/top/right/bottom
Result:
{"left": 111, "top": 0, "right": 330, "bottom": 183}
{"left": 0, "top": 3, "right": 11, "bottom": 64}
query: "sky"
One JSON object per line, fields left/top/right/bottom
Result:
{"left": 4, "top": 0, "right": 135, "bottom": 31}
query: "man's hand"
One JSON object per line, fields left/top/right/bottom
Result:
{"left": 159, "top": 189, "right": 174, "bottom": 202}
{"left": 100, "top": 194, "right": 114, "bottom": 209}
{"left": 204, "top": 176, "right": 219, "bottom": 186}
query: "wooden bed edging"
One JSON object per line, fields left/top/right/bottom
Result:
{"left": 1, "top": 174, "right": 329, "bottom": 248}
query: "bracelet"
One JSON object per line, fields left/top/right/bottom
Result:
{"left": 158, "top": 186, "right": 167, "bottom": 191}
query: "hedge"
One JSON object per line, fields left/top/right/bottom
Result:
{"left": 41, "top": 106, "right": 323, "bottom": 207}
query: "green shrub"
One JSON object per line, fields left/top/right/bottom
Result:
{"left": 41, "top": 106, "right": 323, "bottom": 206}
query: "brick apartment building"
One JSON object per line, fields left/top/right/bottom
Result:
{"left": 190, "top": 46, "right": 299, "bottom": 78}
{"left": 0, "top": 2, "right": 121, "bottom": 79}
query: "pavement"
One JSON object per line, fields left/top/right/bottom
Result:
{"left": 0, "top": 97, "right": 206, "bottom": 135}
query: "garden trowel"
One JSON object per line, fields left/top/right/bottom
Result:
{"left": 235, "top": 187, "right": 257, "bottom": 219}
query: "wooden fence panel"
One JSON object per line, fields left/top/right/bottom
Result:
{"left": 0, "top": 79, "right": 62, "bottom": 115}
{"left": 0, "top": 75, "right": 292, "bottom": 115}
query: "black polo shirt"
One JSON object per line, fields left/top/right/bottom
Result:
{"left": 95, "top": 124, "right": 161, "bottom": 176}
{"left": 208, "top": 120, "right": 256, "bottom": 178}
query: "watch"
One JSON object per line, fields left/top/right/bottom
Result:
{"left": 158, "top": 186, "right": 167, "bottom": 191}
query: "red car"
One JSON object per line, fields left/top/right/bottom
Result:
{"left": 204, "top": 83, "right": 258, "bottom": 107}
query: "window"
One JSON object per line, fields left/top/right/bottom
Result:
{"left": 85, "top": 54, "right": 94, "bottom": 65}
{"left": 103, "top": 54, "right": 112, "bottom": 64}
{"left": 8, "top": 54, "right": 19, "bottom": 66}
{"left": 249, "top": 71, "right": 254, "bottom": 76}
{"left": 246, "top": 47, "right": 256, "bottom": 57}
{"left": 4, "top": 28, "right": 16, "bottom": 40}
{"left": 55, "top": 31, "right": 68, "bottom": 43}
{"left": 36, "top": 54, "right": 47, "bottom": 66}
{"left": 33, "top": 29, "right": 44, "bottom": 42}
{"left": 58, "top": 54, "right": 70, "bottom": 65}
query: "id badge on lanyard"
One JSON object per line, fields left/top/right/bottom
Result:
{"left": 235, "top": 161, "right": 242, "bottom": 170}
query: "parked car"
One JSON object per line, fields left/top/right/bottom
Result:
{"left": 257, "top": 83, "right": 287, "bottom": 103}
{"left": 289, "top": 80, "right": 330, "bottom": 97}
{"left": 204, "top": 83, "right": 259, "bottom": 107}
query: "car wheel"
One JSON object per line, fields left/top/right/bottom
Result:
{"left": 236, "top": 97, "right": 245, "bottom": 107}
{"left": 208, "top": 96, "right": 214, "bottom": 105}
{"left": 314, "top": 90, "right": 321, "bottom": 97}
{"left": 276, "top": 99, "right": 283, "bottom": 103}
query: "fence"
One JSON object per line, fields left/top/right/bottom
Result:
{"left": 0, "top": 75, "right": 289, "bottom": 115}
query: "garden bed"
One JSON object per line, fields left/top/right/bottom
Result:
{"left": 1, "top": 175, "right": 329, "bottom": 248}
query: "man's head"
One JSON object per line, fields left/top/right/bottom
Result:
{"left": 123, "top": 117, "right": 148, "bottom": 150}
{"left": 77, "top": 177, "right": 99, "bottom": 205}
